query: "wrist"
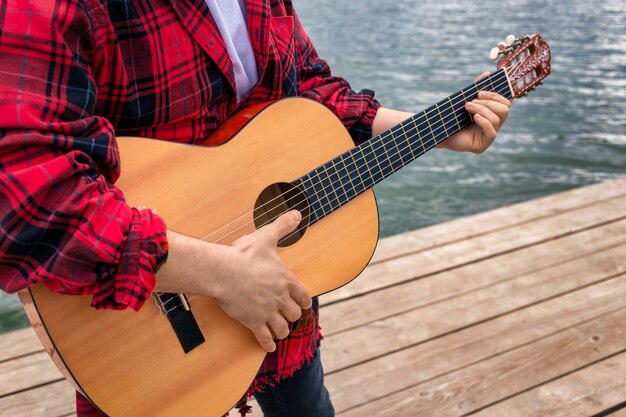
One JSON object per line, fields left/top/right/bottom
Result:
{"left": 156, "top": 229, "right": 230, "bottom": 298}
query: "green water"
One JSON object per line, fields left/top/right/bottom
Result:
{"left": 1, "top": 0, "right": 625, "bottom": 333}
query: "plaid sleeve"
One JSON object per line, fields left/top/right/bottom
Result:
{"left": 0, "top": 0, "right": 168, "bottom": 311}
{"left": 289, "top": 6, "right": 381, "bottom": 144}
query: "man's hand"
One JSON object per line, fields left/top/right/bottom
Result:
{"left": 437, "top": 72, "right": 512, "bottom": 153}
{"left": 156, "top": 210, "right": 311, "bottom": 353}
{"left": 372, "top": 72, "right": 512, "bottom": 154}
{"left": 215, "top": 210, "right": 312, "bottom": 353}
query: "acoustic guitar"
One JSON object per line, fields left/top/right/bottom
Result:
{"left": 19, "top": 34, "right": 551, "bottom": 416}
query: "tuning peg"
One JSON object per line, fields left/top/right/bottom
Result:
{"left": 506, "top": 34, "right": 516, "bottom": 46}
{"left": 490, "top": 47, "right": 500, "bottom": 60}
{"left": 497, "top": 42, "right": 507, "bottom": 51}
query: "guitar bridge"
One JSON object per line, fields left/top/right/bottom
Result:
{"left": 155, "top": 293, "right": 205, "bottom": 354}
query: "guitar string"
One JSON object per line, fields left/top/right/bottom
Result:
{"left": 157, "top": 74, "right": 514, "bottom": 312}
{"left": 198, "top": 67, "right": 516, "bottom": 246}
{"left": 207, "top": 72, "right": 513, "bottom": 246}
{"left": 157, "top": 74, "right": 520, "bottom": 313}
{"left": 158, "top": 53, "right": 534, "bottom": 311}
{"left": 156, "top": 73, "right": 515, "bottom": 311}
{"left": 198, "top": 68, "right": 512, "bottom": 245}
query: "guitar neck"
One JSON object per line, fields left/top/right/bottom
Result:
{"left": 294, "top": 68, "right": 513, "bottom": 226}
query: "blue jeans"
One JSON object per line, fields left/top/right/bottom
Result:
{"left": 254, "top": 349, "right": 335, "bottom": 417}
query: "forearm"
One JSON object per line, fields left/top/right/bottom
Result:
{"left": 155, "top": 229, "right": 234, "bottom": 297}
{"left": 371, "top": 91, "right": 511, "bottom": 154}
{"left": 371, "top": 107, "right": 413, "bottom": 137}
{"left": 156, "top": 212, "right": 311, "bottom": 353}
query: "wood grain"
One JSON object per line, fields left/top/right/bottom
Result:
{"left": 472, "top": 352, "right": 626, "bottom": 417}
{"left": 339, "top": 308, "right": 626, "bottom": 417}
{"left": 322, "top": 219, "right": 626, "bottom": 336}
{"left": 323, "top": 240, "right": 626, "bottom": 372}
{"left": 0, "top": 352, "right": 62, "bottom": 396}
{"left": 326, "top": 274, "right": 626, "bottom": 412}
{"left": 368, "top": 176, "right": 626, "bottom": 265}
{"left": 0, "top": 380, "right": 74, "bottom": 417}
{"left": 321, "top": 196, "right": 626, "bottom": 304}
{"left": 0, "top": 327, "right": 41, "bottom": 363}
{"left": 609, "top": 407, "right": 626, "bottom": 417}
{"left": 4, "top": 178, "right": 625, "bottom": 417}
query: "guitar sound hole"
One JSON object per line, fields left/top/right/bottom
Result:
{"left": 254, "top": 182, "right": 310, "bottom": 247}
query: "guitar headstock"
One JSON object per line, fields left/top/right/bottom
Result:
{"left": 491, "top": 34, "right": 551, "bottom": 98}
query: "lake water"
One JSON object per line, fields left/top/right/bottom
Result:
{"left": 1, "top": 0, "right": 624, "bottom": 333}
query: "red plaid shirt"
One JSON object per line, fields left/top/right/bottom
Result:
{"left": 0, "top": 0, "right": 380, "bottom": 415}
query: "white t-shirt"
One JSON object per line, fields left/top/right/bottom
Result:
{"left": 204, "top": 0, "right": 259, "bottom": 102}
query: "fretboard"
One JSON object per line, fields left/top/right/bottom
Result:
{"left": 294, "top": 68, "right": 513, "bottom": 226}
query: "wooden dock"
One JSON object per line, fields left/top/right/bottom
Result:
{"left": 1, "top": 177, "right": 625, "bottom": 416}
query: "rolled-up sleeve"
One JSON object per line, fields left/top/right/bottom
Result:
{"left": 0, "top": 0, "right": 168, "bottom": 311}
{"left": 290, "top": 8, "right": 381, "bottom": 144}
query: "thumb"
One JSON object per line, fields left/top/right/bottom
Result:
{"left": 261, "top": 210, "right": 302, "bottom": 244}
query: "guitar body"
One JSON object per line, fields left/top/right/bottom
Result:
{"left": 20, "top": 98, "right": 379, "bottom": 416}
{"left": 19, "top": 32, "right": 552, "bottom": 416}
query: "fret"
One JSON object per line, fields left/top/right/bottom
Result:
{"left": 495, "top": 75, "right": 509, "bottom": 97}
{"left": 488, "top": 75, "right": 496, "bottom": 92}
{"left": 371, "top": 137, "right": 391, "bottom": 180}
{"left": 471, "top": 82, "right": 481, "bottom": 100}
{"left": 423, "top": 109, "right": 438, "bottom": 145}
{"left": 411, "top": 117, "right": 428, "bottom": 153}
{"left": 378, "top": 134, "right": 395, "bottom": 173}
{"left": 293, "top": 71, "right": 512, "bottom": 226}
{"left": 401, "top": 118, "right": 418, "bottom": 150}
{"left": 389, "top": 131, "right": 406, "bottom": 168}
{"left": 298, "top": 175, "right": 321, "bottom": 224}
{"left": 329, "top": 160, "right": 350, "bottom": 206}
{"left": 319, "top": 167, "right": 340, "bottom": 213}
{"left": 322, "top": 164, "right": 342, "bottom": 208}
{"left": 494, "top": 70, "right": 505, "bottom": 93}
{"left": 348, "top": 150, "right": 367, "bottom": 193}
{"left": 313, "top": 169, "right": 330, "bottom": 217}
{"left": 438, "top": 98, "right": 460, "bottom": 138}
{"left": 383, "top": 130, "right": 404, "bottom": 172}
{"left": 451, "top": 91, "right": 471, "bottom": 126}
{"left": 338, "top": 154, "right": 358, "bottom": 200}
{"left": 365, "top": 141, "right": 385, "bottom": 184}
{"left": 435, "top": 103, "right": 449, "bottom": 140}
{"left": 495, "top": 70, "right": 513, "bottom": 98}
{"left": 343, "top": 151, "right": 362, "bottom": 193}
{"left": 460, "top": 88, "right": 473, "bottom": 123}
{"left": 400, "top": 122, "right": 416, "bottom": 160}
{"left": 357, "top": 146, "right": 376, "bottom": 188}
{"left": 447, "top": 96, "right": 462, "bottom": 130}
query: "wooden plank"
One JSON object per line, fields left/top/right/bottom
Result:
{"left": 0, "top": 352, "right": 63, "bottom": 397}
{"left": 0, "top": 380, "right": 75, "bottom": 417}
{"left": 339, "top": 307, "right": 626, "bottom": 417}
{"left": 373, "top": 177, "right": 626, "bottom": 264}
{"left": 472, "top": 352, "right": 626, "bottom": 417}
{"left": 0, "top": 327, "right": 42, "bottom": 363}
{"left": 3, "top": 179, "right": 625, "bottom": 417}
{"left": 370, "top": 177, "right": 626, "bottom": 264}
{"left": 326, "top": 274, "right": 626, "bottom": 412}
{"left": 322, "top": 196, "right": 626, "bottom": 304}
{"left": 323, "top": 243, "right": 626, "bottom": 372}
{"left": 322, "top": 220, "right": 626, "bottom": 335}
{"left": 609, "top": 407, "right": 626, "bottom": 417}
